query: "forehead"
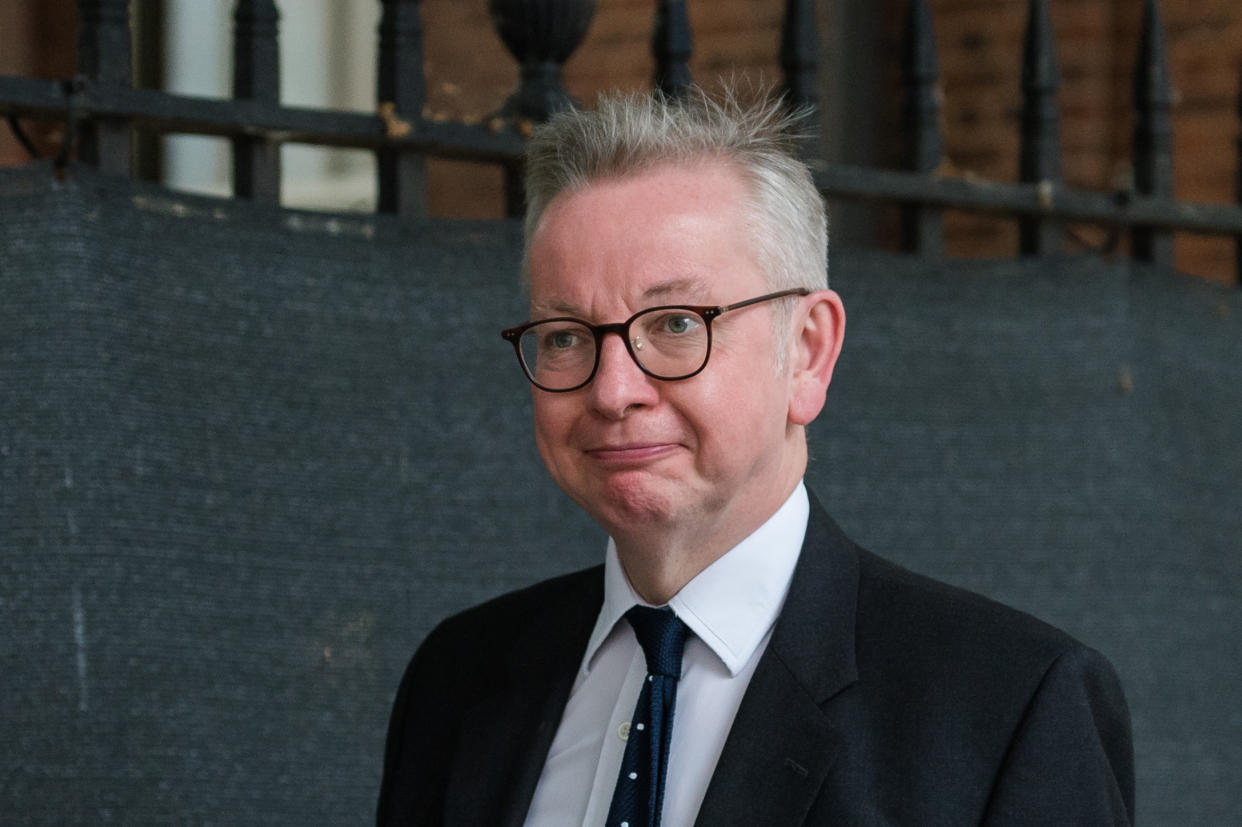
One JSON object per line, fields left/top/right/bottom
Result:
{"left": 526, "top": 161, "right": 762, "bottom": 314}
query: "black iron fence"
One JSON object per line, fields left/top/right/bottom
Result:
{"left": 2, "top": 0, "right": 1242, "bottom": 281}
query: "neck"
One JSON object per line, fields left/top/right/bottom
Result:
{"left": 612, "top": 477, "right": 803, "bottom": 605}
{"left": 615, "top": 540, "right": 710, "bottom": 606}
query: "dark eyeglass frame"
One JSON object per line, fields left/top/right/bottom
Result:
{"left": 501, "top": 288, "right": 811, "bottom": 392}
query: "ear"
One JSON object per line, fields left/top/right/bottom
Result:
{"left": 788, "top": 290, "right": 846, "bottom": 426}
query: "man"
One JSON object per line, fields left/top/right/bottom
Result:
{"left": 377, "top": 89, "right": 1134, "bottom": 826}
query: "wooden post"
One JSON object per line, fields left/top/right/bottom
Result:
{"left": 1235, "top": 60, "right": 1242, "bottom": 287}
{"left": 1019, "top": 0, "right": 1062, "bottom": 256}
{"left": 489, "top": 0, "right": 596, "bottom": 121}
{"left": 900, "top": 0, "right": 943, "bottom": 257}
{"left": 1132, "top": 0, "right": 1175, "bottom": 269}
{"left": 781, "top": 0, "right": 821, "bottom": 159}
{"left": 653, "top": 0, "right": 693, "bottom": 99}
{"left": 77, "top": 0, "right": 132, "bottom": 175}
{"left": 489, "top": 0, "right": 596, "bottom": 217}
{"left": 233, "top": 0, "right": 281, "bottom": 204}
{"left": 377, "top": 0, "right": 428, "bottom": 221}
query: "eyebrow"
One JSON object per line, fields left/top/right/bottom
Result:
{"left": 641, "top": 278, "right": 709, "bottom": 302}
{"left": 529, "top": 298, "right": 583, "bottom": 317}
{"left": 530, "top": 278, "right": 711, "bottom": 319}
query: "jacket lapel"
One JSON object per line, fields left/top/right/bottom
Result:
{"left": 443, "top": 569, "right": 603, "bottom": 827}
{"left": 694, "top": 497, "right": 861, "bottom": 826}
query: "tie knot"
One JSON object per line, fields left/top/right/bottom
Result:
{"left": 625, "top": 606, "right": 688, "bottom": 678}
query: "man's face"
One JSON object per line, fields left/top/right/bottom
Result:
{"left": 525, "top": 161, "right": 809, "bottom": 546}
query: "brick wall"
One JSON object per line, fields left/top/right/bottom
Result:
{"left": 2, "top": 0, "right": 1238, "bottom": 282}
{"left": 0, "top": 0, "right": 75, "bottom": 167}
{"left": 420, "top": 0, "right": 785, "bottom": 218}
{"left": 920, "top": 0, "right": 1242, "bottom": 283}
{"left": 424, "top": 0, "right": 1242, "bottom": 283}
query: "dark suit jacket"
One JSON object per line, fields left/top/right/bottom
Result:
{"left": 378, "top": 496, "right": 1134, "bottom": 825}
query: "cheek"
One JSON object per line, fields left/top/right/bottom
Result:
{"left": 696, "top": 374, "right": 788, "bottom": 448}
{"left": 532, "top": 398, "right": 572, "bottom": 466}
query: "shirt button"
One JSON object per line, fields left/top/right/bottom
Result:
{"left": 618, "top": 722, "right": 631, "bottom": 741}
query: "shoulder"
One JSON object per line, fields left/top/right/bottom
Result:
{"left": 411, "top": 564, "right": 603, "bottom": 675}
{"left": 855, "top": 548, "right": 1081, "bottom": 671}
{"left": 799, "top": 523, "right": 1133, "bottom": 820}
{"left": 377, "top": 566, "right": 604, "bottom": 824}
{"left": 801, "top": 495, "right": 1126, "bottom": 739}
{"left": 855, "top": 552, "right": 1133, "bottom": 818}
{"left": 800, "top": 495, "right": 1094, "bottom": 680}
{"left": 847, "top": 546, "right": 1129, "bottom": 728}
{"left": 383, "top": 564, "right": 602, "bottom": 734}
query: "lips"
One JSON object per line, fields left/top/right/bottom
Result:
{"left": 584, "top": 442, "right": 680, "bottom": 464}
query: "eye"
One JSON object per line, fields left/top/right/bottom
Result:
{"left": 547, "top": 329, "right": 580, "bottom": 350}
{"left": 658, "top": 313, "right": 701, "bottom": 335}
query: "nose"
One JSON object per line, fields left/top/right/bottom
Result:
{"left": 587, "top": 330, "right": 659, "bottom": 419}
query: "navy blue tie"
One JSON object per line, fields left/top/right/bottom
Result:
{"left": 606, "top": 606, "right": 689, "bottom": 827}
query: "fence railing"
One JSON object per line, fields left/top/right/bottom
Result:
{"left": 871, "top": 0, "right": 1242, "bottom": 278}
{"left": 2, "top": 0, "right": 1242, "bottom": 282}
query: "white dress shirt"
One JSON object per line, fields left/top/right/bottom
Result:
{"left": 524, "top": 483, "right": 810, "bottom": 826}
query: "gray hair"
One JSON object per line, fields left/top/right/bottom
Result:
{"left": 521, "top": 86, "right": 829, "bottom": 294}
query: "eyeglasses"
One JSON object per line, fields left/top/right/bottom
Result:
{"left": 501, "top": 288, "right": 810, "bottom": 392}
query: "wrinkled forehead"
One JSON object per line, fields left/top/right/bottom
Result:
{"left": 528, "top": 277, "right": 718, "bottom": 320}
{"left": 525, "top": 161, "right": 762, "bottom": 315}
{"left": 521, "top": 157, "right": 762, "bottom": 289}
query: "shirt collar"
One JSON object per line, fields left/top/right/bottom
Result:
{"left": 582, "top": 482, "right": 810, "bottom": 677}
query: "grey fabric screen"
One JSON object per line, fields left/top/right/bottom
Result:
{"left": 2, "top": 165, "right": 1239, "bottom": 824}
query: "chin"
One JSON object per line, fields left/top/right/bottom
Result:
{"left": 579, "top": 474, "right": 685, "bottom": 530}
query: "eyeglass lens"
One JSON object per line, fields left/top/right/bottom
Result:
{"left": 518, "top": 307, "right": 710, "bottom": 390}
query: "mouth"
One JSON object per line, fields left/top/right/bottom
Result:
{"left": 584, "top": 442, "right": 680, "bottom": 464}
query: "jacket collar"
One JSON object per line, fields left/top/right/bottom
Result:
{"left": 443, "top": 567, "right": 603, "bottom": 827}
{"left": 693, "top": 493, "right": 861, "bottom": 826}
{"left": 445, "top": 492, "right": 862, "bottom": 827}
